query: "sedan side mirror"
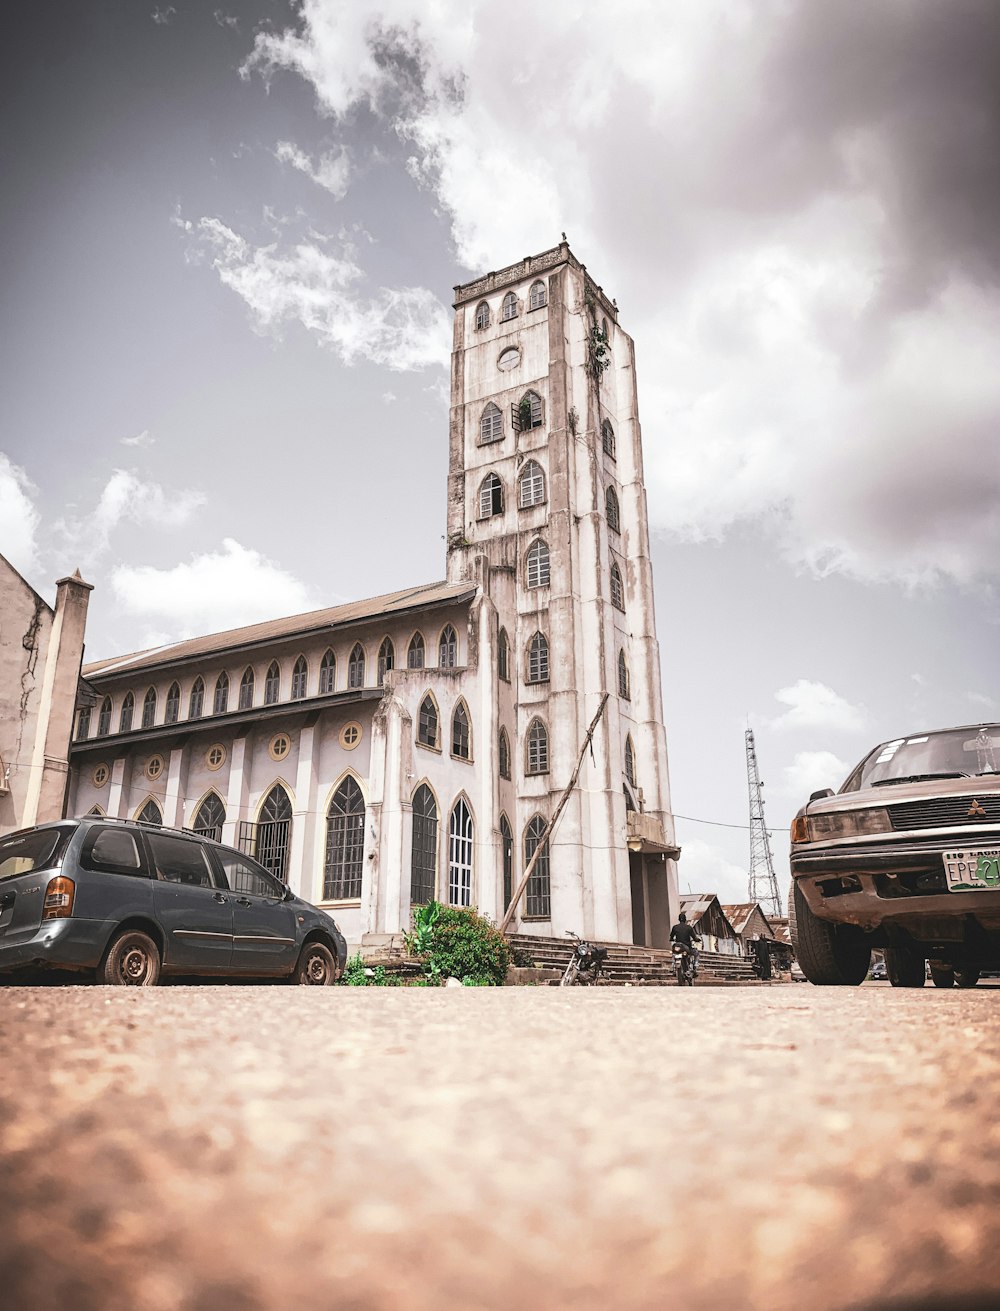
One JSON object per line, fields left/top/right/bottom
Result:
{"left": 809, "top": 787, "right": 835, "bottom": 802}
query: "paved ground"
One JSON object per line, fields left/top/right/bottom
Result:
{"left": 0, "top": 982, "right": 998, "bottom": 1311}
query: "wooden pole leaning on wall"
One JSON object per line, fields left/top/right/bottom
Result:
{"left": 499, "top": 692, "right": 610, "bottom": 935}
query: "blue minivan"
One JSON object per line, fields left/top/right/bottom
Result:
{"left": 0, "top": 817, "right": 347, "bottom": 986}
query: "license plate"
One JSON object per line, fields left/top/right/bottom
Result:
{"left": 943, "top": 848, "right": 1000, "bottom": 891}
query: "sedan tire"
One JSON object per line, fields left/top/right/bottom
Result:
{"left": 100, "top": 930, "right": 161, "bottom": 987}
{"left": 292, "top": 941, "right": 338, "bottom": 986}
{"left": 884, "top": 943, "right": 925, "bottom": 988}
{"left": 789, "top": 879, "right": 870, "bottom": 986}
{"left": 955, "top": 969, "right": 981, "bottom": 988}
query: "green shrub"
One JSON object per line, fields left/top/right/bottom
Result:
{"left": 339, "top": 952, "right": 404, "bottom": 987}
{"left": 406, "top": 900, "right": 510, "bottom": 986}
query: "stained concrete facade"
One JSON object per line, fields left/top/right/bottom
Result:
{"left": 67, "top": 242, "right": 679, "bottom": 949}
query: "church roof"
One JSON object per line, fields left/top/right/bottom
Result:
{"left": 83, "top": 579, "right": 477, "bottom": 679}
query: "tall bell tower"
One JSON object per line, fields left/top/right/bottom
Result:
{"left": 447, "top": 240, "right": 678, "bottom": 947}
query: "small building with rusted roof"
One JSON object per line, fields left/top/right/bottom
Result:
{"left": 678, "top": 893, "right": 742, "bottom": 956}
{"left": 721, "top": 902, "right": 775, "bottom": 951}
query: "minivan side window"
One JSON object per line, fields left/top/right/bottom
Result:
{"left": 214, "top": 849, "right": 283, "bottom": 899}
{"left": 146, "top": 832, "right": 216, "bottom": 888}
{"left": 82, "top": 828, "right": 145, "bottom": 877}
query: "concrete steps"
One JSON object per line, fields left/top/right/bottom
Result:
{"left": 508, "top": 934, "right": 764, "bottom": 986}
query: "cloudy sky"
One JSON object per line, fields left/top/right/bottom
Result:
{"left": 3, "top": 0, "right": 998, "bottom": 904}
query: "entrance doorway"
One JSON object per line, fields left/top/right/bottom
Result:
{"left": 630, "top": 852, "right": 670, "bottom": 948}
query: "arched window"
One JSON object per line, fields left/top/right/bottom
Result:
{"left": 256, "top": 784, "right": 292, "bottom": 882}
{"left": 76, "top": 705, "right": 92, "bottom": 740}
{"left": 517, "top": 390, "right": 543, "bottom": 431}
{"left": 214, "top": 671, "right": 230, "bottom": 715}
{"left": 439, "top": 625, "right": 457, "bottom": 668}
{"left": 319, "top": 650, "right": 335, "bottom": 694}
{"left": 499, "top": 727, "right": 511, "bottom": 780}
{"left": 407, "top": 633, "right": 425, "bottom": 669}
{"left": 526, "top": 632, "right": 549, "bottom": 684}
{"left": 480, "top": 402, "right": 503, "bottom": 445}
{"left": 376, "top": 638, "right": 395, "bottom": 686}
{"left": 193, "top": 793, "right": 226, "bottom": 842}
{"left": 479, "top": 472, "right": 504, "bottom": 519}
{"left": 142, "top": 687, "right": 156, "bottom": 729}
{"left": 610, "top": 561, "right": 625, "bottom": 611}
{"left": 618, "top": 649, "right": 630, "bottom": 700}
{"left": 525, "top": 539, "right": 550, "bottom": 589}
{"left": 348, "top": 644, "right": 366, "bottom": 689}
{"left": 418, "top": 694, "right": 439, "bottom": 748}
{"left": 410, "top": 783, "right": 438, "bottom": 905}
{"left": 165, "top": 682, "right": 180, "bottom": 724}
{"left": 529, "top": 279, "right": 547, "bottom": 310}
{"left": 625, "top": 734, "right": 637, "bottom": 787}
{"left": 324, "top": 776, "right": 366, "bottom": 900}
{"left": 239, "top": 666, "right": 255, "bottom": 709}
{"left": 452, "top": 701, "right": 471, "bottom": 760}
{"left": 119, "top": 692, "right": 134, "bottom": 734}
{"left": 498, "top": 627, "right": 510, "bottom": 682}
{"left": 500, "top": 814, "right": 514, "bottom": 911}
{"left": 291, "top": 656, "right": 308, "bottom": 700}
{"left": 526, "top": 719, "right": 549, "bottom": 775}
{"left": 137, "top": 798, "right": 163, "bottom": 826}
{"left": 189, "top": 677, "right": 205, "bottom": 720}
{"left": 602, "top": 419, "right": 616, "bottom": 458}
{"left": 475, "top": 300, "right": 490, "bottom": 331}
{"left": 97, "top": 696, "right": 112, "bottom": 737}
{"left": 606, "top": 485, "right": 621, "bottom": 533}
{"left": 448, "top": 798, "right": 474, "bottom": 907}
{"left": 518, "top": 459, "right": 545, "bottom": 508}
{"left": 264, "top": 662, "right": 280, "bottom": 705}
{"left": 524, "top": 815, "right": 551, "bottom": 918}
{"left": 501, "top": 290, "right": 518, "bottom": 322}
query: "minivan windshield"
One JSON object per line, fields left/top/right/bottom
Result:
{"left": 0, "top": 827, "right": 71, "bottom": 881}
{"left": 845, "top": 726, "right": 1000, "bottom": 792}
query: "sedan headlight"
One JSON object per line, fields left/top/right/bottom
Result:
{"left": 791, "top": 809, "right": 891, "bottom": 843}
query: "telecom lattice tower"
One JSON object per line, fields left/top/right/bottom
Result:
{"left": 746, "top": 729, "right": 782, "bottom": 916}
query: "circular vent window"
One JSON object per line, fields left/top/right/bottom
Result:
{"left": 497, "top": 347, "right": 520, "bottom": 372}
{"left": 146, "top": 755, "right": 164, "bottom": 781}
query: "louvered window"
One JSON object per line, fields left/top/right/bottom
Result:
{"left": 439, "top": 625, "right": 458, "bottom": 669}
{"left": 526, "top": 540, "right": 550, "bottom": 589}
{"left": 606, "top": 485, "right": 621, "bottom": 533}
{"left": 526, "top": 719, "right": 549, "bottom": 774}
{"left": 625, "top": 735, "right": 637, "bottom": 787}
{"left": 291, "top": 656, "right": 308, "bottom": 699}
{"left": 377, "top": 638, "right": 394, "bottom": 686}
{"left": 189, "top": 678, "right": 205, "bottom": 720}
{"left": 76, "top": 705, "right": 92, "bottom": 740}
{"left": 264, "top": 662, "right": 280, "bottom": 705}
{"left": 452, "top": 702, "right": 471, "bottom": 760}
{"left": 518, "top": 460, "right": 545, "bottom": 508}
{"left": 475, "top": 301, "right": 490, "bottom": 330}
{"left": 97, "top": 697, "right": 112, "bottom": 737}
{"left": 418, "top": 695, "right": 439, "bottom": 748}
{"left": 479, "top": 473, "right": 503, "bottom": 519}
{"left": 499, "top": 728, "right": 511, "bottom": 780}
{"left": 526, "top": 632, "right": 549, "bottom": 684}
{"left": 618, "top": 649, "right": 630, "bottom": 700}
{"left": 142, "top": 688, "right": 156, "bottom": 729}
{"left": 501, "top": 291, "right": 518, "bottom": 322}
{"left": 348, "top": 644, "right": 365, "bottom": 689}
{"left": 498, "top": 627, "right": 510, "bottom": 682}
{"left": 407, "top": 633, "right": 424, "bottom": 669}
{"left": 165, "top": 683, "right": 180, "bottom": 724}
{"left": 119, "top": 692, "right": 134, "bottom": 734}
{"left": 214, "top": 672, "right": 229, "bottom": 715}
{"left": 602, "top": 419, "right": 616, "bottom": 458}
{"left": 480, "top": 403, "right": 502, "bottom": 445}
{"left": 610, "top": 562, "right": 625, "bottom": 611}
{"left": 319, "top": 650, "right": 336, "bottom": 694}
{"left": 239, "top": 667, "right": 255, "bottom": 709}
{"left": 529, "top": 279, "right": 547, "bottom": 310}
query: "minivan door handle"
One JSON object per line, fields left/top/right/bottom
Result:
{"left": 213, "top": 892, "right": 228, "bottom": 904}
{"left": 235, "top": 897, "right": 252, "bottom": 908}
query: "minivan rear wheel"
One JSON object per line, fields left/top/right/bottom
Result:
{"left": 884, "top": 943, "right": 925, "bottom": 988}
{"left": 101, "top": 930, "right": 161, "bottom": 987}
{"left": 789, "top": 879, "right": 870, "bottom": 986}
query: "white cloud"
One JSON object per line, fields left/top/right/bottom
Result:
{"left": 151, "top": 6, "right": 175, "bottom": 25}
{"left": 673, "top": 837, "right": 750, "bottom": 906}
{"left": 781, "top": 750, "right": 851, "bottom": 800}
{"left": 57, "top": 470, "right": 205, "bottom": 569}
{"left": 120, "top": 429, "right": 154, "bottom": 448}
{"left": 0, "top": 453, "right": 40, "bottom": 578}
{"left": 968, "top": 692, "right": 998, "bottom": 712}
{"left": 213, "top": 9, "right": 239, "bottom": 31}
{"left": 111, "top": 539, "right": 318, "bottom": 640}
{"left": 275, "top": 140, "right": 351, "bottom": 199}
{"left": 769, "top": 679, "right": 866, "bottom": 734}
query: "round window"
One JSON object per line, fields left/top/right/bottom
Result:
{"left": 206, "top": 744, "right": 227, "bottom": 771}
{"left": 92, "top": 763, "right": 110, "bottom": 788}
{"left": 269, "top": 733, "right": 291, "bottom": 761}
{"left": 340, "top": 722, "right": 362, "bottom": 750}
{"left": 146, "top": 755, "right": 164, "bottom": 781}
{"left": 497, "top": 347, "right": 520, "bottom": 372}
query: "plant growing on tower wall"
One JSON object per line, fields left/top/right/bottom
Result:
{"left": 584, "top": 285, "right": 611, "bottom": 389}
{"left": 518, "top": 395, "right": 533, "bottom": 431}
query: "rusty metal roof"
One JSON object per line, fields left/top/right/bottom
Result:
{"left": 721, "top": 903, "right": 775, "bottom": 938}
{"left": 83, "top": 579, "right": 476, "bottom": 679}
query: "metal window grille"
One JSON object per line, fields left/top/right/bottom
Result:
{"left": 610, "top": 563, "right": 625, "bottom": 610}
{"left": 500, "top": 815, "right": 513, "bottom": 910}
{"left": 526, "top": 720, "right": 548, "bottom": 774}
{"left": 291, "top": 657, "right": 308, "bottom": 700}
{"left": 407, "top": 634, "right": 424, "bottom": 669}
{"left": 348, "top": 645, "right": 365, "bottom": 689}
{"left": 439, "top": 625, "right": 457, "bottom": 668}
{"left": 324, "top": 776, "right": 365, "bottom": 899}
{"left": 527, "top": 633, "right": 549, "bottom": 684}
{"left": 142, "top": 689, "right": 156, "bottom": 728}
{"left": 165, "top": 684, "right": 180, "bottom": 724}
{"left": 119, "top": 693, "right": 134, "bottom": 734}
{"left": 189, "top": 679, "right": 205, "bottom": 719}
{"left": 452, "top": 703, "right": 471, "bottom": 759}
{"left": 377, "top": 640, "right": 394, "bottom": 686}
{"left": 448, "top": 799, "right": 473, "bottom": 906}
{"left": 606, "top": 486, "right": 621, "bottom": 532}
{"left": 529, "top": 279, "right": 547, "bottom": 310}
{"left": 625, "top": 736, "right": 637, "bottom": 787}
{"left": 479, "top": 474, "right": 503, "bottom": 519}
{"left": 255, "top": 785, "right": 292, "bottom": 882}
{"left": 193, "top": 794, "right": 226, "bottom": 843}
{"left": 618, "top": 650, "right": 630, "bottom": 700}
{"left": 526, "top": 541, "right": 550, "bottom": 589}
{"left": 524, "top": 816, "right": 551, "bottom": 918}
{"left": 97, "top": 697, "right": 112, "bottom": 737}
{"left": 319, "top": 651, "right": 336, "bottom": 693}
{"left": 500, "top": 291, "right": 518, "bottom": 322}
{"left": 137, "top": 799, "right": 163, "bottom": 827}
{"left": 519, "top": 460, "right": 545, "bottom": 508}
{"left": 498, "top": 629, "right": 509, "bottom": 682}
{"left": 410, "top": 784, "right": 438, "bottom": 904}
{"left": 264, "top": 663, "right": 280, "bottom": 704}
{"left": 76, "top": 705, "right": 92, "bottom": 740}
{"left": 475, "top": 301, "right": 490, "bottom": 330}
{"left": 214, "top": 672, "right": 229, "bottom": 715}
{"left": 418, "top": 695, "right": 438, "bottom": 747}
{"left": 499, "top": 728, "right": 510, "bottom": 779}
{"left": 480, "top": 404, "right": 502, "bottom": 444}
{"left": 602, "top": 419, "right": 616, "bottom": 458}
{"left": 239, "top": 668, "right": 255, "bottom": 709}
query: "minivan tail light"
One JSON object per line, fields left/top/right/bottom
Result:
{"left": 43, "top": 876, "right": 75, "bottom": 919}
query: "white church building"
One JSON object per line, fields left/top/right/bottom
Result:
{"left": 68, "top": 241, "right": 680, "bottom": 949}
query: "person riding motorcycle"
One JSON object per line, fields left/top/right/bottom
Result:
{"left": 669, "top": 912, "right": 702, "bottom": 977}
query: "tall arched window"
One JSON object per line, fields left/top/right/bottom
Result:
{"left": 257, "top": 784, "right": 292, "bottom": 882}
{"left": 348, "top": 644, "right": 366, "bottom": 689}
{"left": 119, "top": 692, "right": 134, "bottom": 734}
{"left": 189, "top": 677, "right": 205, "bottom": 719}
{"left": 324, "top": 776, "right": 366, "bottom": 900}
{"left": 498, "top": 627, "right": 510, "bottom": 682}
{"left": 499, "top": 727, "right": 511, "bottom": 780}
{"left": 448, "top": 799, "right": 473, "bottom": 907}
{"left": 418, "top": 694, "right": 439, "bottom": 748}
{"left": 500, "top": 814, "right": 514, "bottom": 911}
{"left": 606, "top": 485, "right": 621, "bottom": 533}
{"left": 625, "top": 735, "right": 637, "bottom": 787}
{"left": 377, "top": 638, "right": 395, "bottom": 686}
{"left": 410, "top": 783, "right": 438, "bottom": 905}
{"left": 165, "top": 683, "right": 180, "bottom": 725}
{"left": 518, "top": 460, "right": 545, "bottom": 508}
{"left": 526, "top": 719, "right": 549, "bottom": 775}
{"left": 610, "top": 561, "right": 625, "bottom": 610}
{"left": 524, "top": 815, "right": 551, "bottom": 918}
{"left": 529, "top": 279, "right": 547, "bottom": 310}
{"left": 75, "top": 705, "right": 92, "bottom": 740}
{"left": 193, "top": 793, "right": 226, "bottom": 842}
{"left": 501, "top": 290, "right": 518, "bottom": 322}
{"left": 439, "top": 625, "right": 457, "bottom": 668}
{"left": 264, "top": 662, "right": 280, "bottom": 705}
{"left": 478, "top": 473, "right": 504, "bottom": 519}
{"left": 137, "top": 798, "right": 163, "bottom": 826}
{"left": 407, "top": 633, "right": 425, "bottom": 669}
{"left": 475, "top": 300, "right": 490, "bottom": 331}
{"left": 480, "top": 402, "right": 502, "bottom": 445}
{"left": 602, "top": 419, "right": 616, "bottom": 458}
{"left": 517, "top": 390, "right": 543, "bottom": 430}
{"left": 239, "top": 666, "right": 255, "bottom": 709}
{"left": 525, "top": 539, "right": 550, "bottom": 589}
{"left": 291, "top": 656, "right": 308, "bottom": 700}
{"left": 214, "top": 671, "right": 230, "bottom": 715}
{"left": 319, "top": 650, "right": 336, "bottom": 694}
{"left": 97, "top": 696, "right": 112, "bottom": 737}
{"left": 452, "top": 701, "right": 471, "bottom": 760}
{"left": 526, "top": 632, "right": 549, "bottom": 684}
{"left": 142, "top": 687, "right": 157, "bottom": 729}
{"left": 618, "top": 649, "right": 630, "bottom": 700}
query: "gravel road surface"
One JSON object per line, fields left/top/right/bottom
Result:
{"left": 1, "top": 983, "right": 997, "bottom": 1311}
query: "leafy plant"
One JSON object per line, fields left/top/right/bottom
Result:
{"left": 517, "top": 395, "right": 533, "bottom": 431}
{"left": 339, "top": 952, "right": 404, "bottom": 987}
{"left": 405, "top": 901, "right": 511, "bottom": 986}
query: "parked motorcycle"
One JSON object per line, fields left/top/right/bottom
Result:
{"left": 560, "top": 930, "right": 609, "bottom": 986}
{"left": 672, "top": 941, "right": 697, "bottom": 986}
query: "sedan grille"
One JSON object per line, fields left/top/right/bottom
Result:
{"left": 887, "top": 796, "right": 1000, "bottom": 831}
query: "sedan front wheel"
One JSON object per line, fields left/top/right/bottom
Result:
{"left": 788, "top": 879, "right": 870, "bottom": 986}
{"left": 884, "top": 943, "right": 925, "bottom": 988}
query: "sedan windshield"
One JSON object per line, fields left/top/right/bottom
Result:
{"left": 845, "top": 727, "right": 1000, "bottom": 792}
{"left": 0, "top": 827, "right": 72, "bottom": 881}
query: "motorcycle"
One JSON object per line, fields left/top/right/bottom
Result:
{"left": 560, "top": 930, "right": 609, "bottom": 986}
{"left": 672, "top": 941, "right": 697, "bottom": 986}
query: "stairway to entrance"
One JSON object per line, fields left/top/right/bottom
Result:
{"left": 507, "top": 934, "right": 765, "bottom": 985}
